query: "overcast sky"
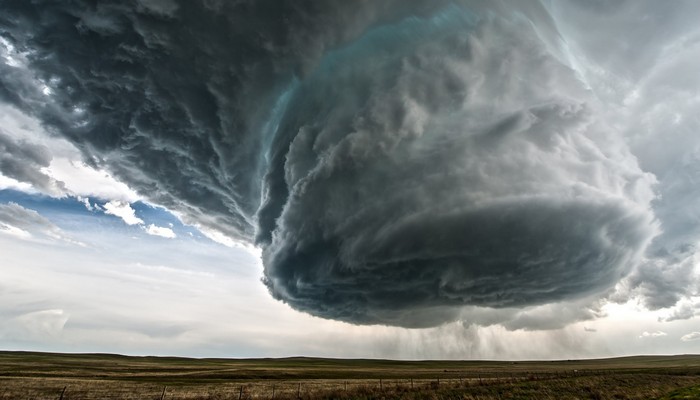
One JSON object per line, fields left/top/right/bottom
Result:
{"left": 0, "top": 0, "right": 699, "bottom": 359}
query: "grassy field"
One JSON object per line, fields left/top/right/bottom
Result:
{"left": 1, "top": 351, "right": 699, "bottom": 399}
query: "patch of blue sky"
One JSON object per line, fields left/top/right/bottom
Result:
{"left": 0, "top": 188, "right": 260, "bottom": 278}
{"left": 0, "top": 189, "right": 86, "bottom": 217}
{"left": 129, "top": 201, "right": 201, "bottom": 237}
{"left": 0, "top": 189, "right": 209, "bottom": 245}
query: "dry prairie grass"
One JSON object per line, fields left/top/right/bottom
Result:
{"left": 1, "top": 352, "right": 699, "bottom": 399}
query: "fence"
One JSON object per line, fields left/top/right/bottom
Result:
{"left": 3, "top": 369, "right": 630, "bottom": 400}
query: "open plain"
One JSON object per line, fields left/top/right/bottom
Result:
{"left": 1, "top": 351, "right": 699, "bottom": 399}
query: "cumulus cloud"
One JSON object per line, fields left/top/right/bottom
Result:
{"left": 680, "top": 332, "right": 700, "bottom": 342}
{"left": 101, "top": 200, "right": 176, "bottom": 238}
{"left": 103, "top": 200, "right": 143, "bottom": 226}
{"left": 639, "top": 331, "right": 667, "bottom": 339}
{"left": 144, "top": 223, "right": 176, "bottom": 239}
{"left": 77, "top": 196, "right": 98, "bottom": 212}
{"left": 102, "top": 200, "right": 176, "bottom": 238}
{"left": 0, "top": 0, "right": 698, "bottom": 328}
{"left": 660, "top": 300, "right": 700, "bottom": 322}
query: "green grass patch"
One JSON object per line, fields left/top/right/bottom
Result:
{"left": 659, "top": 384, "right": 700, "bottom": 399}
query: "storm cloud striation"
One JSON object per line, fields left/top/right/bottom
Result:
{"left": 0, "top": 0, "right": 694, "bottom": 327}
{"left": 259, "top": 9, "right": 656, "bottom": 325}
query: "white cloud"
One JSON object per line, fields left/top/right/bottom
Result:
{"left": 639, "top": 331, "right": 667, "bottom": 339}
{"left": 660, "top": 300, "right": 699, "bottom": 322}
{"left": 46, "top": 158, "right": 139, "bottom": 203}
{"left": 144, "top": 224, "right": 176, "bottom": 239}
{"left": 0, "top": 174, "right": 35, "bottom": 193}
{"left": 77, "top": 196, "right": 96, "bottom": 211}
{"left": 14, "top": 309, "right": 69, "bottom": 339}
{"left": 195, "top": 225, "right": 259, "bottom": 254}
{"left": 0, "top": 222, "right": 32, "bottom": 240}
{"left": 0, "top": 202, "right": 83, "bottom": 245}
{"left": 197, "top": 226, "right": 237, "bottom": 247}
{"left": 0, "top": 104, "right": 139, "bottom": 202}
{"left": 103, "top": 201, "right": 143, "bottom": 225}
{"left": 681, "top": 332, "right": 700, "bottom": 342}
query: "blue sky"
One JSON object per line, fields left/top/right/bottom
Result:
{"left": 1, "top": 0, "right": 699, "bottom": 359}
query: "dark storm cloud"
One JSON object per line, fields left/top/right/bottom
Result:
{"left": 260, "top": 7, "right": 656, "bottom": 326}
{"left": 629, "top": 257, "right": 697, "bottom": 311}
{"left": 0, "top": 0, "right": 669, "bottom": 327}
{"left": 0, "top": 0, "right": 446, "bottom": 240}
{"left": 0, "top": 130, "right": 65, "bottom": 195}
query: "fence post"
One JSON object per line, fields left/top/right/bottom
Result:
{"left": 272, "top": 385, "right": 275, "bottom": 399}
{"left": 239, "top": 386, "right": 243, "bottom": 400}
{"left": 160, "top": 386, "right": 167, "bottom": 400}
{"left": 58, "top": 386, "right": 67, "bottom": 400}
{"left": 297, "top": 383, "right": 301, "bottom": 399}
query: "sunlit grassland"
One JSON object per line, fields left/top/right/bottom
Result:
{"left": 1, "top": 351, "right": 699, "bottom": 399}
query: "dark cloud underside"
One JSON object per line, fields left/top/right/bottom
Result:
{"left": 0, "top": 0, "right": 676, "bottom": 327}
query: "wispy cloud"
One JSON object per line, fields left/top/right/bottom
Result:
{"left": 680, "top": 332, "right": 700, "bottom": 342}
{"left": 0, "top": 202, "right": 82, "bottom": 245}
{"left": 639, "top": 331, "right": 667, "bottom": 339}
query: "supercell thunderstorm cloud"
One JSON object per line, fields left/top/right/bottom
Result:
{"left": 1, "top": 0, "right": 699, "bottom": 328}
